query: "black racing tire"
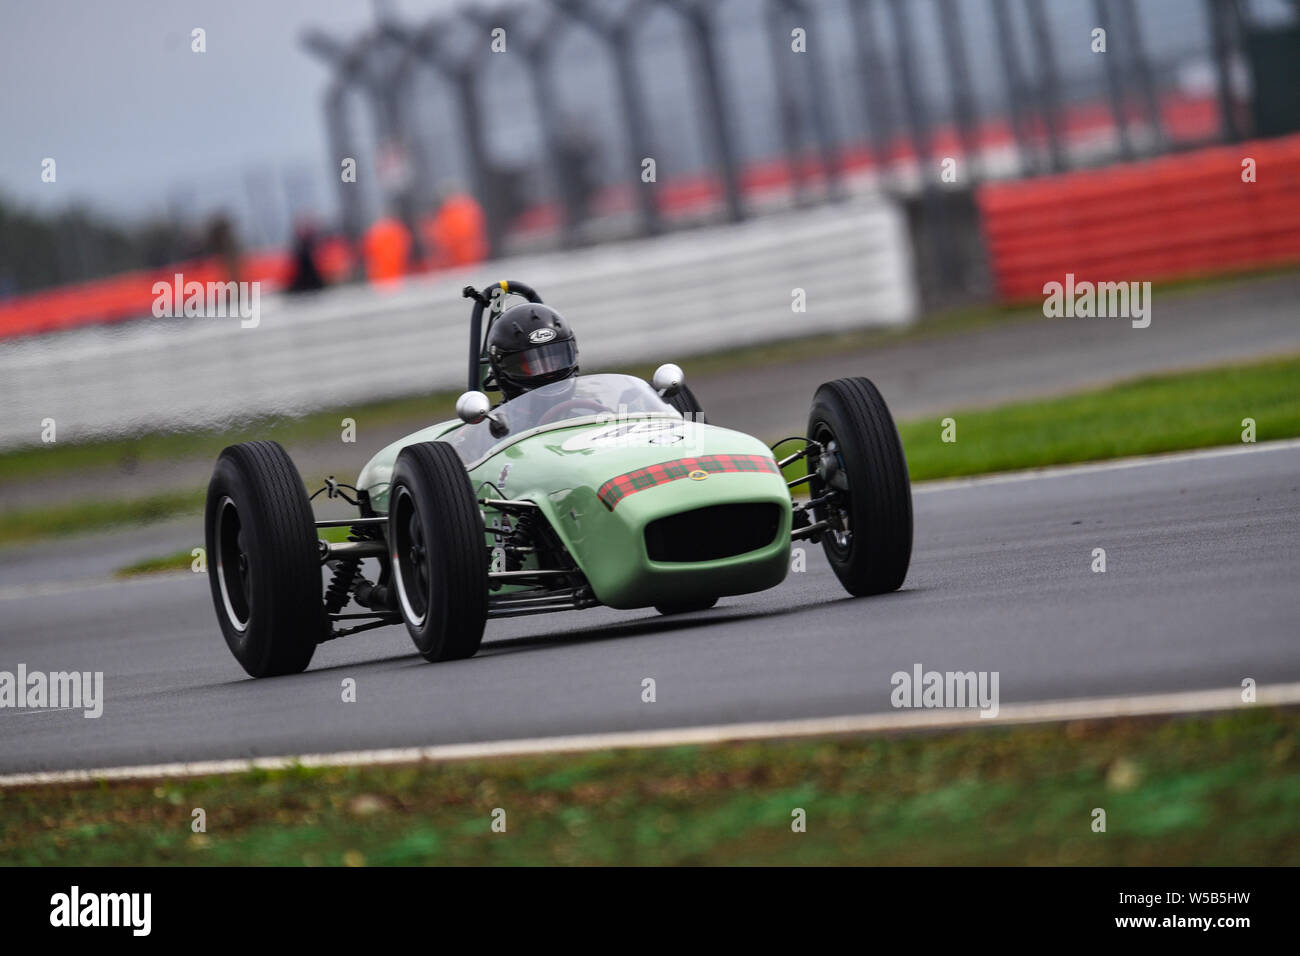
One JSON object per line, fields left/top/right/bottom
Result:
{"left": 806, "top": 377, "right": 912, "bottom": 596}
{"left": 205, "top": 440, "right": 324, "bottom": 678}
{"left": 667, "top": 384, "right": 708, "bottom": 424}
{"left": 388, "top": 441, "right": 489, "bottom": 662}
{"left": 654, "top": 596, "right": 718, "bottom": 615}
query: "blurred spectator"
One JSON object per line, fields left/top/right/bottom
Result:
{"left": 361, "top": 215, "right": 411, "bottom": 283}
{"left": 204, "top": 213, "right": 241, "bottom": 283}
{"left": 424, "top": 187, "right": 487, "bottom": 268}
{"left": 483, "top": 161, "right": 530, "bottom": 254}
{"left": 556, "top": 117, "right": 600, "bottom": 232}
{"left": 285, "top": 221, "right": 326, "bottom": 293}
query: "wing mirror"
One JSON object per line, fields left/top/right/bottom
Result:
{"left": 456, "top": 390, "right": 493, "bottom": 424}
{"left": 456, "top": 390, "right": 509, "bottom": 438}
{"left": 652, "top": 363, "right": 685, "bottom": 399}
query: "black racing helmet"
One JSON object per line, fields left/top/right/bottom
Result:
{"left": 486, "top": 303, "right": 579, "bottom": 399}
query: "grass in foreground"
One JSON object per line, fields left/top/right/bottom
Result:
{"left": 2, "top": 707, "right": 1296, "bottom": 865}
{"left": 7, "top": 353, "right": 1299, "bottom": 553}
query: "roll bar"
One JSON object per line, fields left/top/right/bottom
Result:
{"left": 462, "top": 280, "right": 543, "bottom": 392}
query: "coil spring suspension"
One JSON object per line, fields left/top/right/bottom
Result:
{"left": 502, "top": 510, "right": 543, "bottom": 570}
{"left": 324, "top": 524, "right": 383, "bottom": 614}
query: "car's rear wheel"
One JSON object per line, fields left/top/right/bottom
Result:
{"left": 205, "top": 440, "right": 324, "bottom": 677}
{"left": 389, "top": 441, "right": 489, "bottom": 662}
{"left": 667, "top": 384, "right": 707, "bottom": 424}
{"left": 654, "top": 596, "right": 718, "bottom": 615}
{"left": 807, "top": 377, "right": 912, "bottom": 596}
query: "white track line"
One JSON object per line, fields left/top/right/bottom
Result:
{"left": 3, "top": 682, "right": 1298, "bottom": 788}
{"left": 0, "top": 573, "right": 181, "bottom": 603}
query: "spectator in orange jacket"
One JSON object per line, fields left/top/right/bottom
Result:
{"left": 362, "top": 215, "right": 411, "bottom": 283}
{"left": 425, "top": 189, "right": 487, "bottom": 269}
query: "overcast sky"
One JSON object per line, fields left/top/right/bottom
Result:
{"left": 0, "top": 0, "right": 458, "bottom": 226}
{"left": 2, "top": 0, "right": 1285, "bottom": 240}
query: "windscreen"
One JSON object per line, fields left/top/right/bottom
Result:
{"left": 439, "top": 373, "right": 679, "bottom": 465}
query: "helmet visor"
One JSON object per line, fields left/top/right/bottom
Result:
{"left": 499, "top": 340, "right": 577, "bottom": 380}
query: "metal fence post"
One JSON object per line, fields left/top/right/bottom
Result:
{"left": 1116, "top": 0, "right": 1164, "bottom": 148}
{"left": 1207, "top": 0, "right": 1244, "bottom": 141}
{"left": 383, "top": 19, "right": 504, "bottom": 256}
{"left": 765, "top": 0, "right": 810, "bottom": 202}
{"left": 560, "top": 0, "right": 662, "bottom": 236}
{"left": 936, "top": 0, "right": 981, "bottom": 181}
{"left": 990, "top": 0, "right": 1035, "bottom": 176}
{"left": 771, "top": 0, "right": 844, "bottom": 200}
{"left": 847, "top": 0, "right": 896, "bottom": 183}
{"left": 1094, "top": 0, "right": 1135, "bottom": 160}
{"left": 667, "top": 0, "right": 745, "bottom": 222}
{"left": 305, "top": 28, "right": 428, "bottom": 263}
{"left": 887, "top": 0, "right": 959, "bottom": 298}
{"left": 1022, "top": 0, "right": 1067, "bottom": 172}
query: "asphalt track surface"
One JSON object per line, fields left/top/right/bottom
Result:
{"left": 2, "top": 441, "right": 1297, "bottom": 775}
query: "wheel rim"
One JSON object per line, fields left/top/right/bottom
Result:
{"left": 812, "top": 423, "right": 854, "bottom": 556}
{"left": 215, "top": 495, "right": 251, "bottom": 632}
{"left": 391, "top": 485, "right": 431, "bottom": 626}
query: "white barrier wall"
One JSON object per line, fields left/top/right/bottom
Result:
{"left": 0, "top": 199, "right": 916, "bottom": 448}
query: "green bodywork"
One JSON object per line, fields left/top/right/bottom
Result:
{"left": 356, "top": 389, "right": 792, "bottom": 611}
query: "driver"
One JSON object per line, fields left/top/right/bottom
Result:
{"left": 486, "top": 303, "right": 580, "bottom": 400}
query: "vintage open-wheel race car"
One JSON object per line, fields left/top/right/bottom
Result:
{"left": 204, "top": 280, "right": 913, "bottom": 677}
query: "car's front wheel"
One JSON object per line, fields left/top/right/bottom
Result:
{"left": 205, "top": 440, "right": 324, "bottom": 677}
{"left": 807, "top": 377, "right": 912, "bottom": 596}
{"left": 389, "top": 441, "right": 489, "bottom": 662}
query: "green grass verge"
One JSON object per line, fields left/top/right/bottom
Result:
{"left": 3, "top": 489, "right": 204, "bottom": 550}
{"left": 113, "top": 549, "right": 199, "bottom": 577}
{"left": 114, "top": 525, "right": 354, "bottom": 577}
{"left": 771, "top": 354, "right": 1299, "bottom": 484}
{"left": 897, "top": 354, "right": 1300, "bottom": 480}
{"left": 3, "top": 707, "right": 1296, "bottom": 866}
{"left": 7, "top": 354, "right": 1299, "bottom": 554}
{"left": 0, "top": 394, "right": 461, "bottom": 487}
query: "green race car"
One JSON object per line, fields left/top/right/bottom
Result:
{"left": 204, "top": 281, "right": 913, "bottom": 677}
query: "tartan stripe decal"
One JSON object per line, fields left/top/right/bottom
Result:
{"left": 597, "top": 454, "right": 781, "bottom": 510}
